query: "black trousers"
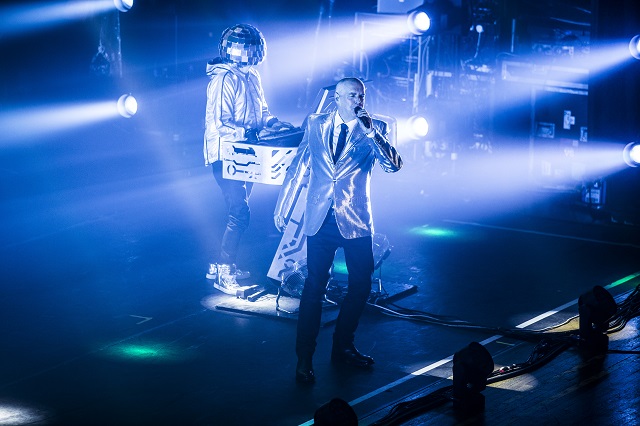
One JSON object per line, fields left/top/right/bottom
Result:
{"left": 212, "top": 161, "right": 253, "bottom": 265}
{"left": 296, "top": 210, "right": 374, "bottom": 360}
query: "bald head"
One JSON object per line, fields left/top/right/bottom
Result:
{"left": 336, "top": 77, "right": 365, "bottom": 93}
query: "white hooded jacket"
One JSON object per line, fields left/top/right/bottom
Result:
{"left": 203, "top": 59, "right": 276, "bottom": 165}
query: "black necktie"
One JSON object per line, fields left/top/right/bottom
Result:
{"left": 333, "top": 123, "right": 348, "bottom": 163}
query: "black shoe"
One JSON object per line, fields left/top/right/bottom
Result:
{"left": 295, "top": 359, "right": 315, "bottom": 384}
{"left": 331, "top": 345, "right": 374, "bottom": 368}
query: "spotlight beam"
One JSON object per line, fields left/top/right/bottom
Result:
{"left": 0, "top": 101, "right": 122, "bottom": 144}
{"left": 0, "top": 0, "right": 115, "bottom": 39}
{"left": 495, "top": 40, "right": 634, "bottom": 114}
{"left": 260, "top": 16, "right": 413, "bottom": 94}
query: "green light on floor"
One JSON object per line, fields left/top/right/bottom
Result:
{"left": 122, "top": 345, "right": 163, "bottom": 359}
{"left": 333, "top": 261, "right": 348, "bottom": 275}
{"left": 410, "top": 225, "right": 458, "bottom": 238}
{"left": 102, "top": 342, "right": 191, "bottom": 363}
{"left": 606, "top": 271, "right": 640, "bottom": 289}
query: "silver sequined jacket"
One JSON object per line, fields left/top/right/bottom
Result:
{"left": 274, "top": 110, "right": 402, "bottom": 239}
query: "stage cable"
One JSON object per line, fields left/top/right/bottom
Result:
{"left": 368, "top": 283, "right": 640, "bottom": 344}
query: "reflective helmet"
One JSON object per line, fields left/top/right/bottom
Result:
{"left": 219, "top": 24, "right": 267, "bottom": 66}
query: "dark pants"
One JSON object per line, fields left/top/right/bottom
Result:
{"left": 296, "top": 210, "right": 374, "bottom": 360}
{"left": 212, "top": 160, "right": 253, "bottom": 265}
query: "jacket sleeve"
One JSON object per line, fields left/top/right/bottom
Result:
{"left": 204, "top": 71, "right": 246, "bottom": 146}
{"left": 274, "top": 122, "right": 311, "bottom": 218}
{"left": 367, "top": 120, "right": 403, "bottom": 173}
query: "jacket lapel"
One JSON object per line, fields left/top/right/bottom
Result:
{"left": 320, "top": 113, "right": 335, "bottom": 159}
{"left": 337, "top": 123, "right": 364, "bottom": 163}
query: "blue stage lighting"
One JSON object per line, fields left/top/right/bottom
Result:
{"left": 407, "top": 10, "right": 431, "bottom": 35}
{"left": 114, "top": 0, "right": 133, "bottom": 12}
{"left": 629, "top": 35, "right": 640, "bottom": 60}
{"left": 117, "top": 94, "right": 137, "bottom": 118}
{"left": 406, "top": 115, "right": 429, "bottom": 139}
{"left": 623, "top": 141, "right": 640, "bottom": 167}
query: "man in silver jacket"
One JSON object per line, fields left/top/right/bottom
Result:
{"left": 204, "top": 23, "right": 288, "bottom": 295}
{"left": 274, "top": 77, "right": 402, "bottom": 383}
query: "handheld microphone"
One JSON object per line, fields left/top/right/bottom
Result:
{"left": 354, "top": 106, "right": 371, "bottom": 129}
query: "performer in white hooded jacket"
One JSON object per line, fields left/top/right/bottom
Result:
{"left": 203, "top": 23, "right": 289, "bottom": 295}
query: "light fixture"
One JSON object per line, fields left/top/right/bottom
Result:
{"left": 117, "top": 94, "right": 137, "bottom": 118}
{"left": 452, "top": 341, "right": 494, "bottom": 413}
{"left": 407, "top": 10, "right": 432, "bottom": 35}
{"left": 578, "top": 285, "right": 617, "bottom": 354}
{"left": 629, "top": 35, "right": 640, "bottom": 60}
{"left": 406, "top": 115, "right": 430, "bottom": 139}
{"left": 406, "top": 0, "right": 462, "bottom": 36}
{"left": 314, "top": 398, "right": 358, "bottom": 425}
{"left": 623, "top": 141, "right": 640, "bottom": 167}
{"left": 113, "top": 0, "right": 134, "bottom": 12}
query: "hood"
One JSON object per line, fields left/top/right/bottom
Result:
{"left": 206, "top": 57, "right": 234, "bottom": 76}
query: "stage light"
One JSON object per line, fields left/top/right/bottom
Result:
{"left": 279, "top": 258, "right": 307, "bottom": 299}
{"left": 623, "top": 141, "right": 640, "bottom": 167}
{"left": 407, "top": 10, "right": 431, "bottom": 35}
{"left": 578, "top": 285, "right": 617, "bottom": 354}
{"left": 629, "top": 35, "right": 640, "bottom": 60}
{"left": 406, "top": 0, "right": 462, "bottom": 36}
{"left": 117, "top": 94, "right": 137, "bottom": 118}
{"left": 113, "top": 0, "right": 133, "bottom": 12}
{"left": 314, "top": 398, "right": 358, "bottom": 426}
{"left": 452, "top": 341, "right": 494, "bottom": 413}
{"left": 406, "top": 115, "right": 429, "bottom": 139}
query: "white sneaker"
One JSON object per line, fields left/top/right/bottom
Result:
{"left": 205, "top": 263, "right": 251, "bottom": 281}
{"left": 212, "top": 264, "right": 241, "bottom": 296}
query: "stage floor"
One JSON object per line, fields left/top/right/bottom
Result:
{"left": 2, "top": 119, "right": 640, "bottom": 426}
